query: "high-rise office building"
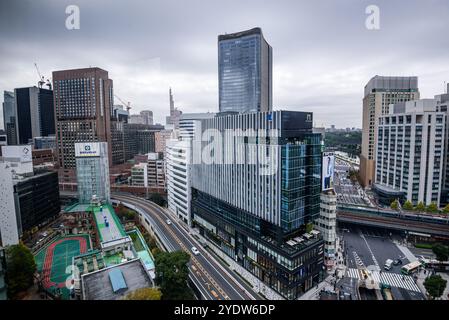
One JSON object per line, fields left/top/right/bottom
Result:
{"left": 360, "top": 76, "right": 419, "bottom": 187}
{"left": 13, "top": 86, "right": 54, "bottom": 145}
{"left": 218, "top": 27, "right": 272, "bottom": 113}
{"left": 166, "top": 113, "right": 215, "bottom": 226}
{"left": 2, "top": 91, "right": 17, "bottom": 145}
{"left": 53, "top": 67, "right": 113, "bottom": 169}
{"left": 191, "top": 111, "right": 323, "bottom": 299}
{"left": 140, "top": 110, "right": 154, "bottom": 125}
{"left": 374, "top": 99, "right": 445, "bottom": 207}
{"left": 75, "top": 142, "right": 110, "bottom": 204}
{"left": 437, "top": 85, "right": 449, "bottom": 204}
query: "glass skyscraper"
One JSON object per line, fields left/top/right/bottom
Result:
{"left": 218, "top": 27, "right": 272, "bottom": 113}
{"left": 191, "top": 111, "right": 324, "bottom": 299}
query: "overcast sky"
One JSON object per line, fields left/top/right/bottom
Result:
{"left": 1, "top": 0, "right": 448, "bottom": 128}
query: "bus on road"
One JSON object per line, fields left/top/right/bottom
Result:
{"left": 401, "top": 260, "right": 422, "bottom": 275}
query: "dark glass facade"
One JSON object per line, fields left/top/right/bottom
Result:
{"left": 191, "top": 111, "right": 324, "bottom": 299}
{"left": 3, "top": 91, "right": 17, "bottom": 145}
{"left": 218, "top": 27, "right": 272, "bottom": 113}
{"left": 13, "top": 171, "right": 60, "bottom": 234}
{"left": 14, "top": 87, "right": 55, "bottom": 145}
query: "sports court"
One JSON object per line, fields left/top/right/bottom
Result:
{"left": 35, "top": 234, "right": 91, "bottom": 298}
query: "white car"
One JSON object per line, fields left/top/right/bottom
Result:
{"left": 191, "top": 246, "right": 200, "bottom": 256}
{"left": 166, "top": 219, "right": 172, "bottom": 225}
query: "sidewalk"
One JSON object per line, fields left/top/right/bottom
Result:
{"left": 393, "top": 241, "right": 418, "bottom": 262}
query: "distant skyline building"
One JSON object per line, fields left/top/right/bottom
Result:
{"left": 53, "top": 67, "right": 113, "bottom": 169}
{"left": 218, "top": 27, "right": 272, "bottom": 113}
{"left": 14, "top": 86, "right": 55, "bottom": 145}
{"left": 75, "top": 142, "right": 110, "bottom": 204}
{"left": 2, "top": 91, "right": 17, "bottom": 145}
{"left": 166, "top": 88, "right": 182, "bottom": 128}
{"left": 140, "top": 110, "right": 154, "bottom": 125}
{"left": 191, "top": 111, "right": 323, "bottom": 299}
{"left": 360, "top": 76, "right": 419, "bottom": 187}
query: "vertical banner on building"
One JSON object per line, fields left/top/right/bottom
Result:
{"left": 322, "top": 152, "right": 335, "bottom": 191}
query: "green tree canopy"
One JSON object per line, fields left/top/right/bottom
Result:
{"left": 415, "top": 201, "right": 425, "bottom": 212}
{"left": 426, "top": 202, "right": 439, "bottom": 213}
{"left": 442, "top": 204, "right": 449, "bottom": 214}
{"left": 5, "top": 243, "right": 37, "bottom": 299}
{"left": 305, "top": 222, "right": 314, "bottom": 233}
{"left": 154, "top": 251, "right": 194, "bottom": 300}
{"left": 432, "top": 243, "right": 449, "bottom": 262}
{"left": 123, "top": 287, "right": 162, "bottom": 300}
{"left": 390, "top": 199, "right": 399, "bottom": 210}
{"left": 424, "top": 275, "right": 447, "bottom": 299}
{"left": 403, "top": 200, "right": 413, "bottom": 211}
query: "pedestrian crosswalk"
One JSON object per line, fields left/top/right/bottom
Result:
{"left": 352, "top": 251, "right": 364, "bottom": 267}
{"left": 346, "top": 268, "right": 421, "bottom": 292}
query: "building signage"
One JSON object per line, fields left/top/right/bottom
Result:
{"left": 322, "top": 152, "right": 335, "bottom": 191}
{"left": 75, "top": 142, "right": 101, "bottom": 157}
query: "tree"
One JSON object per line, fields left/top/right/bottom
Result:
{"left": 390, "top": 199, "right": 399, "bottom": 210}
{"left": 124, "top": 287, "right": 162, "bottom": 300}
{"left": 424, "top": 275, "right": 447, "bottom": 299}
{"left": 305, "top": 222, "right": 313, "bottom": 233}
{"left": 415, "top": 201, "right": 425, "bottom": 212}
{"left": 442, "top": 204, "right": 449, "bottom": 214}
{"left": 154, "top": 251, "right": 194, "bottom": 300}
{"left": 5, "top": 243, "right": 37, "bottom": 299}
{"left": 432, "top": 243, "right": 449, "bottom": 262}
{"left": 148, "top": 193, "right": 166, "bottom": 207}
{"left": 426, "top": 202, "right": 439, "bottom": 214}
{"left": 403, "top": 200, "right": 413, "bottom": 211}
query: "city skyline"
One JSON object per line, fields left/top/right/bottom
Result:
{"left": 1, "top": 0, "right": 448, "bottom": 128}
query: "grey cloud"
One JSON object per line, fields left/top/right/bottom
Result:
{"left": 0, "top": 0, "right": 448, "bottom": 127}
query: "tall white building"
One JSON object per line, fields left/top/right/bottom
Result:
{"left": 0, "top": 163, "right": 19, "bottom": 246}
{"left": 75, "top": 142, "right": 110, "bottom": 204}
{"left": 166, "top": 139, "right": 191, "bottom": 225}
{"left": 373, "top": 99, "right": 445, "bottom": 206}
{"left": 166, "top": 113, "right": 215, "bottom": 226}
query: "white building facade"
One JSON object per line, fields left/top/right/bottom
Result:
{"left": 315, "top": 189, "right": 337, "bottom": 265}
{"left": 75, "top": 142, "right": 110, "bottom": 204}
{"left": 0, "top": 163, "right": 19, "bottom": 246}
{"left": 374, "top": 99, "right": 445, "bottom": 206}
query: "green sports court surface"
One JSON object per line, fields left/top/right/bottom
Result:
{"left": 34, "top": 234, "right": 91, "bottom": 299}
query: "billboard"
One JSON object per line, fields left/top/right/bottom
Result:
{"left": 322, "top": 152, "right": 335, "bottom": 191}
{"left": 1, "top": 145, "right": 32, "bottom": 162}
{"left": 75, "top": 142, "right": 102, "bottom": 157}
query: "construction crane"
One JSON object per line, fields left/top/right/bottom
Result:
{"left": 113, "top": 94, "right": 131, "bottom": 112}
{"left": 34, "top": 63, "right": 52, "bottom": 90}
{"left": 34, "top": 63, "right": 45, "bottom": 88}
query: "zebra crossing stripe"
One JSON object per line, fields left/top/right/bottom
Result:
{"left": 346, "top": 268, "right": 421, "bottom": 292}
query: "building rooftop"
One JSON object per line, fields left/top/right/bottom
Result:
{"left": 92, "top": 204, "right": 128, "bottom": 244}
{"left": 81, "top": 259, "right": 153, "bottom": 300}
